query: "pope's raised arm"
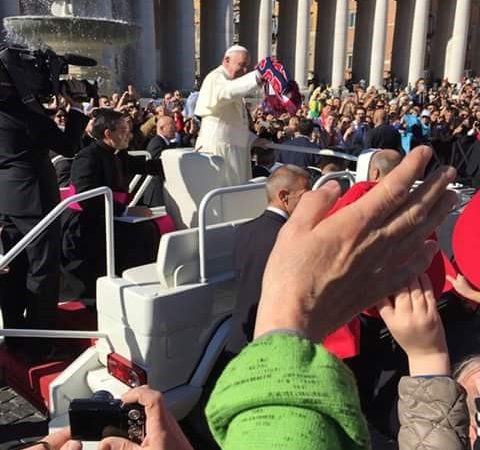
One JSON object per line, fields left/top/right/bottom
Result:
{"left": 194, "top": 68, "right": 259, "bottom": 115}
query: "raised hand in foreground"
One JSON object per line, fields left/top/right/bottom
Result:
{"left": 377, "top": 274, "right": 450, "bottom": 376}
{"left": 254, "top": 146, "right": 458, "bottom": 342}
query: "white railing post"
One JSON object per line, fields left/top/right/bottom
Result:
{"left": 198, "top": 182, "right": 266, "bottom": 283}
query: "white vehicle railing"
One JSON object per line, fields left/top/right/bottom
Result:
{"left": 313, "top": 171, "right": 356, "bottom": 191}
{"left": 198, "top": 182, "right": 266, "bottom": 283}
{"left": 127, "top": 150, "right": 154, "bottom": 207}
{"left": 0, "top": 187, "right": 115, "bottom": 345}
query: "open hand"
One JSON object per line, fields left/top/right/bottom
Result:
{"left": 254, "top": 146, "right": 457, "bottom": 342}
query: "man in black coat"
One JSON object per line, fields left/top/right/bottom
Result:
{"left": 142, "top": 115, "right": 176, "bottom": 207}
{"left": 0, "top": 90, "right": 87, "bottom": 344}
{"left": 277, "top": 119, "right": 321, "bottom": 168}
{"left": 226, "top": 164, "right": 311, "bottom": 354}
{"left": 364, "top": 109, "right": 403, "bottom": 153}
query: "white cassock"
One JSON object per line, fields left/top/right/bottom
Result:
{"left": 194, "top": 66, "right": 259, "bottom": 186}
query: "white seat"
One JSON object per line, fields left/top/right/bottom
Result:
{"left": 122, "top": 219, "right": 248, "bottom": 286}
{"left": 162, "top": 148, "right": 226, "bottom": 229}
{"left": 99, "top": 218, "right": 250, "bottom": 393}
{"left": 162, "top": 149, "right": 268, "bottom": 229}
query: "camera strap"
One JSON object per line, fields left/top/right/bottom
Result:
{"left": 0, "top": 48, "right": 46, "bottom": 115}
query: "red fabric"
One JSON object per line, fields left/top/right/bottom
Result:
{"left": 323, "top": 317, "right": 361, "bottom": 359}
{"left": 453, "top": 190, "right": 480, "bottom": 290}
{"left": 153, "top": 214, "right": 176, "bottom": 235}
{"left": 0, "top": 302, "right": 97, "bottom": 411}
{"left": 322, "top": 181, "right": 456, "bottom": 359}
{"left": 63, "top": 184, "right": 130, "bottom": 212}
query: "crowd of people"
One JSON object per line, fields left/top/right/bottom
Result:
{"left": 2, "top": 42, "right": 480, "bottom": 450}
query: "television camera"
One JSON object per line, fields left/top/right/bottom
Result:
{"left": 0, "top": 46, "right": 98, "bottom": 108}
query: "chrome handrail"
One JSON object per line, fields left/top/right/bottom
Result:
{"left": 0, "top": 186, "right": 116, "bottom": 278}
{"left": 198, "top": 182, "right": 266, "bottom": 283}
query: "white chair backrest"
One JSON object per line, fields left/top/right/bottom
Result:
{"left": 162, "top": 149, "right": 268, "bottom": 228}
{"left": 156, "top": 219, "right": 248, "bottom": 288}
{"left": 162, "top": 148, "right": 226, "bottom": 229}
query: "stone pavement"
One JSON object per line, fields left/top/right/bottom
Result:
{"left": 0, "top": 384, "right": 47, "bottom": 450}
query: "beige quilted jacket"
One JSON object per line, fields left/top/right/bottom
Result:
{"left": 398, "top": 376, "right": 471, "bottom": 450}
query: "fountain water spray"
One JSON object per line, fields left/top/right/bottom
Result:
{"left": 3, "top": 0, "right": 139, "bottom": 92}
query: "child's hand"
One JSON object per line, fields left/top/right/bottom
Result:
{"left": 447, "top": 273, "right": 480, "bottom": 303}
{"left": 378, "top": 274, "right": 450, "bottom": 376}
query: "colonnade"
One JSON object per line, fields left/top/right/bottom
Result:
{"left": 0, "top": 0, "right": 476, "bottom": 91}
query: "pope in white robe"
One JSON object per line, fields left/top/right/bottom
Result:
{"left": 195, "top": 45, "right": 262, "bottom": 186}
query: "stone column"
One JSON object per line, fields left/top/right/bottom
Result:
{"left": 445, "top": 0, "right": 472, "bottom": 83}
{"left": 239, "top": 0, "right": 260, "bottom": 62}
{"left": 407, "top": 0, "right": 430, "bottom": 84}
{"left": 331, "top": 0, "right": 349, "bottom": 88}
{"left": 258, "top": 0, "right": 273, "bottom": 59}
{"left": 295, "top": 0, "right": 311, "bottom": 89}
{"left": 0, "top": 0, "right": 20, "bottom": 35}
{"left": 131, "top": 0, "right": 157, "bottom": 93}
{"left": 390, "top": 0, "right": 414, "bottom": 84}
{"left": 369, "top": 0, "right": 388, "bottom": 87}
{"left": 352, "top": 0, "right": 375, "bottom": 82}
{"left": 1, "top": 0, "right": 19, "bottom": 17}
{"left": 313, "top": 0, "right": 336, "bottom": 84}
{"left": 173, "top": 0, "right": 195, "bottom": 89}
{"left": 200, "top": 0, "right": 234, "bottom": 77}
{"left": 277, "top": 1, "right": 298, "bottom": 72}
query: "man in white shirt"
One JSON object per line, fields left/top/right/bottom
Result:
{"left": 195, "top": 45, "right": 264, "bottom": 185}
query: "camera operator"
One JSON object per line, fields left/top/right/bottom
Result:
{"left": 0, "top": 48, "right": 88, "bottom": 357}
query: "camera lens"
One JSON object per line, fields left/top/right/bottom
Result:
{"left": 92, "top": 390, "right": 114, "bottom": 402}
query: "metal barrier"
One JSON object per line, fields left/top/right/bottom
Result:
{"left": 198, "top": 182, "right": 266, "bottom": 283}
{"left": 0, "top": 187, "right": 116, "bottom": 342}
{"left": 312, "top": 171, "right": 356, "bottom": 191}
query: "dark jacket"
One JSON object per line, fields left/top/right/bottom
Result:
{"left": 226, "top": 210, "right": 287, "bottom": 354}
{"left": 0, "top": 97, "right": 87, "bottom": 216}
{"left": 142, "top": 134, "right": 174, "bottom": 207}
{"left": 277, "top": 136, "right": 320, "bottom": 168}
{"left": 71, "top": 140, "right": 163, "bottom": 217}
{"left": 364, "top": 123, "right": 402, "bottom": 152}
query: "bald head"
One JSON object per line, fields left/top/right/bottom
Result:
{"left": 157, "top": 115, "right": 176, "bottom": 140}
{"left": 368, "top": 149, "right": 402, "bottom": 181}
{"left": 373, "top": 109, "right": 387, "bottom": 127}
{"left": 266, "top": 165, "right": 311, "bottom": 215}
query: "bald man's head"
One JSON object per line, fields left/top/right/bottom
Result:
{"left": 157, "top": 115, "right": 176, "bottom": 140}
{"left": 373, "top": 109, "right": 387, "bottom": 127}
{"left": 368, "top": 149, "right": 402, "bottom": 181}
{"left": 266, "top": 165, "right": 311, "bottom": 215}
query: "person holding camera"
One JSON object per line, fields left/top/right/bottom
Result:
{"left": 0, "top": 48, "right": 89, "bottom": 357}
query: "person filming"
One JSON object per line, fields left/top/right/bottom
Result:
{"left": 0, "top": 47, "right": 89, "bottom": 358}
